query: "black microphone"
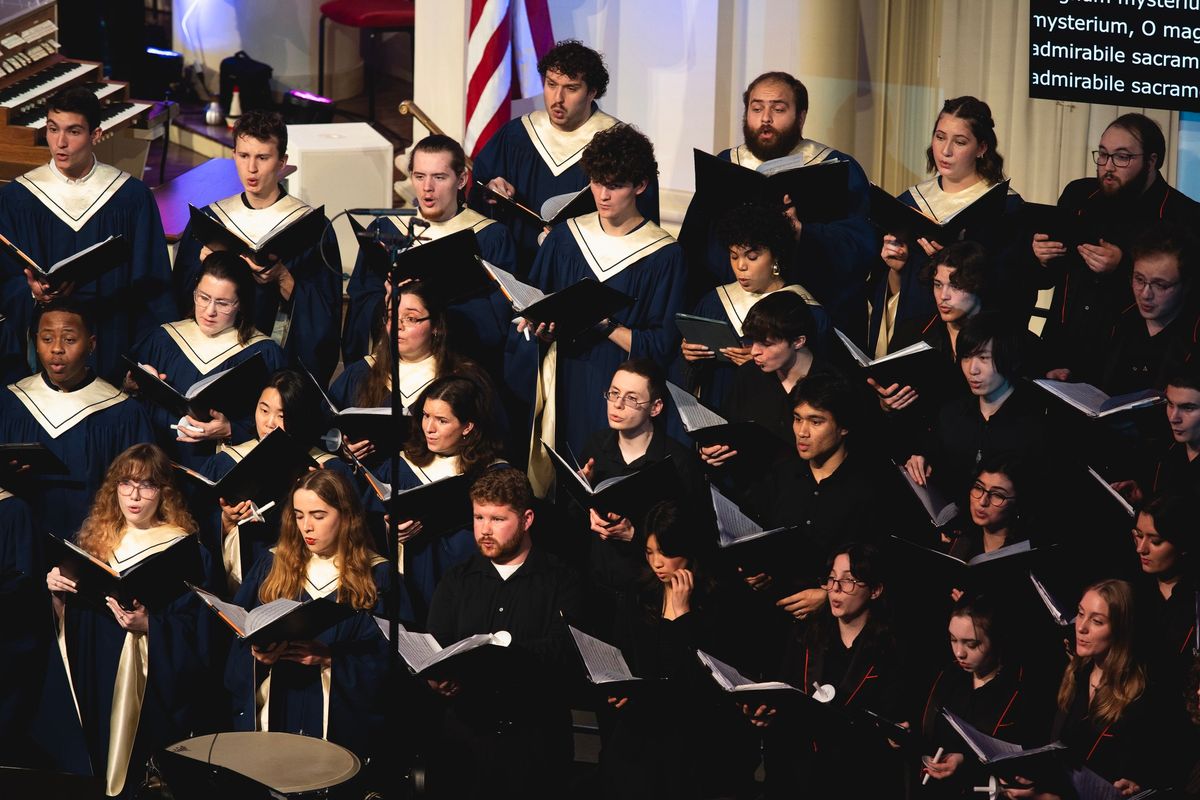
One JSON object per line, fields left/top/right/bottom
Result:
{"left": 347, "top": 207, "right": 420, "bottom": 216}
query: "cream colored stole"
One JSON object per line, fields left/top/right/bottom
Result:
{"left": 58, "top": 525, "right": 187, "bottom": 796}
{"left": 528, "top": 215, "right": 675, "bottom": 497}
{"left": 727, "top": 138, "right": 835, "bottom": 171}
{"left": 388, "top": 206, "right": 496, "bottom": 243}
{"left": 906, "top": 176, "right": 995, "bottom": 223}
{"left": 715, "top": 282, "right": 819, "bottom": 337}
{"left": 15, "top": 160, "right": 131, "bottom": 232}
{"left": 160, "top": 319, "right": 268, "bottom": 374}
{"left": 519, "top": 108, "right": 619, "bottom": 176}
{"left": 361, "top": 354, "right": 438, "bottom": 413}
{"left": 8, "top": 373, "right": 127, "bottom": 439}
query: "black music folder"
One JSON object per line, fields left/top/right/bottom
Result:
{"left": 46, "top": 532, "right": 202, "bottom": 611}
{"left": 833, "top": 328, "right": 940, "bottom": 392}
{"left": 889, "top": 535, "right": 1035, "bottom": 585}
{"left": 674, "top": 313, "right": 744, "bottom": 362}
{"left": 692, "top": 149, "right": 850, "bottom": 222}
{"left": 666, "top": 382, "right": 784, "bottom": 463}
{"left": 188, "top": 204, "right": 327, "bottom": 266}
{"left": 173, "top": 428, "right": 317, "bottom": 505}
{"left": 0, "top": 233, "right": 130, "bottom": 287}
{"left": 189, "top": 583, "right": 355, "bottom": 647}
{"left": 486, "top": 264, "right": 635, "bottom": 345}
{"left": 0, "top": 443, "right": 69, "bottom": 477}
{"left": 1019, "top": 202, "right": 1100, "bottom": 251}
{"left": 122, "top": 352, "right": 267, "bottom": 423}
{"left": 569, "top": 625, "right": 660, "bottom": 696}
{"left": 543, "top": 444, "right": 679, "bottom": 520}
{"left": 300, "top": 360, "right": 398, "bottom": 456}
{"left": 393, "top": 628, "right": 512, "bottom": 678}
{"left": 390, "top": 473, "right": 473, "bottom": 536}
{"left": 868, "top": 180, "right": 1009, "bottom": 244}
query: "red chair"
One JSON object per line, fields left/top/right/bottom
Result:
{"left": 317, "top": 0, "right": 415, "bottom": 124}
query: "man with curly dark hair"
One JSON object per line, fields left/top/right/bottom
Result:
{"left": 514, "top": 123, "right": 685, "bottom": 478}
{"left": 170, "top": 109, "right": 343, "bottom": 385}
{"left": 678, "top": 70, "right": 877, "bottom": 340}
{"left": 469, "top": 39, "right": 660, "bottom": 276}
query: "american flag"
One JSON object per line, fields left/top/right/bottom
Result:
{"left": 464, "top": 0, "right": 554, "bottom": 159}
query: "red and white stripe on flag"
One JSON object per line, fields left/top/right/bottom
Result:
{"left": 464, "top": 0, "right": 554, "bottom": 159}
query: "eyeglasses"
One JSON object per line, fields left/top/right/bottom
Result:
{"left": 820, "top": 576, "right": 867, "bottom": 593}
{"left": 117, "top": 480, "right": 161, "bottom": 497}
{"left": 970, "top": 483, "right": 1014, "bottom": 506}
{"left": 396, "top": 315, "right": 430, "bottom": 328}
{"left": 602, "top": 389, "right": 652, "bottom": 409}
{"left": 193, "top": 290, "right": 239, "bottom": 314}
{"left": 1092, "top": 150, "right": 1142, "bottom": 168}
{"left": 1131, "top": 274, "right": 1180, "bottom": 294}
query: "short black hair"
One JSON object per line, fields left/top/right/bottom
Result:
{"left": 716, "top": 201, "right": 794, "bottom": 274}
{"left": 955, "top": 311, "right": 1022, "bottom": 380}
{"left": 742, "top": 291, "right": 814, "bottom": 344}
{"left": 580, "top": 123, "right": 657, "bottom": 186}
{"left": 233, "top": 109, "right": 288, "bottom": 157}
{"left": 1107, "top": 113, "right": 1166, "bottom": 170}
{"left": 262, "top": 368, "right": 324, "bottom": 447}
{"left": 1141, "top": 493, "right": 1195, "bottom": 556}
{"left": 789, "top": 370, "right": 858, "bottom": 432}
{"left": 614, "top": 358, "right": 665, "bottom": 403}
{"left": 1130, "top": 220, "right": 1196, "bottom": 287}
{"left": 920, "top": 240, "right": 989, "bottom": 297}
{"left": 742, "top": 71, "right": 809, "bottom": 113}
{"left": 971, "top": 453, "right": 1029, "bottom": 500}
{"left": 537, "top": 39, "right": 608, "bottom": 99}
{"left": 1166, "top": 362, "right": 1200, "bottom": 393}
{"left": 37, "top": 296, "right": 95, "bottom": 335}
{"left": 48, "top": 87, "right": 102, "bottom": 131}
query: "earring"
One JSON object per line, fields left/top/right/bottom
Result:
{"left": 771, "top": 262, "right": 781, "bottom": 277}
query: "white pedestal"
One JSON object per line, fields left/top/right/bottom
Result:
{"left": 284, "top": 123, "right": 394, "bottom": 283}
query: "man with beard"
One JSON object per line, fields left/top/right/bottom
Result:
{"left": 678, "top": 71, "right": 875, "bottom": 336}
{"left": 470, "top": 39, "right": 659, "bottom": 277}
{"left": 1032, "top": 114, "right": 1200, "bottom": 383}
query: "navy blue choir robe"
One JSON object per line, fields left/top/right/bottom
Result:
{"left": 0, "top": 159, "right": 174, "bottom": 384}
{"left": 673, "top": 281, "right": 828, "bottom": 411}
{"left": 364, "top": 453, "right": 475, "bottom": 624}
{"left": 172, "top": 190, "right": 342, "bottom": 386}
{"left": 224, "top": 550, "right": 394, "bottom": 759}
{"left": 677, "top": 140, "right": 875, "bottom": 335}
{"left": 469, "top": 106, "right": 661, "bottom": 276}
{"left": 0, "top": 490, "right": 47, "bottom": 764}
{"left": 131, "top": 319, "right": 284, "bottom": 468}
{"left": 0, "top": 373, "right": 154, "bottom": 538}
{"left": 328, "top": 352, "right": 438, "bottom": 415}
{"left": 0, "top": 274, "right": 33, "bottom": 385}
{"left": 524, "top": 214, "right": 686, "bottom": 465}
{"left": 340, "top": 207, "right": 518, "bottom": 366}
{"left": 32, "top": 527, "right": 216, "bottom": 798}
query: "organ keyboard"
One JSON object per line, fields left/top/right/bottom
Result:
{"left": 0, "top": 0, "right": 164, "bottom": 181}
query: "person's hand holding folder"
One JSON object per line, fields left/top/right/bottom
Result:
{"left": 24, "top": 268, "right": 75, "bottom": 304}
{"left": 106, "top": 596, "right": 149, "bottom": 633}
{"left": 174, "top": 408, "right": 231, "bottom": 444}
{"left": 699, "top": 443, "right": 738, "bottom": 467}
{"left": 516, "top": 316, "right": 557, "bottom": 343}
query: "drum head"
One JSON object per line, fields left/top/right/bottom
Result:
{"left": 166, "top": 732, "right": 360, "bottom": 794}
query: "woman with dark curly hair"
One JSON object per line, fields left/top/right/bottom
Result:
{"left": 225, "top": 468, "right": 394, "bottom": 761}
{"left": 367, "top": 372, "right": 505, "bottom": 622}
{"left": 675, "top": 200, "right": 830, "bottom": 409}
{"left": 42, "top": 443, "right": 216, "bottom": 798}
{"left": 520, "top": 122, "right": 687, "bottom": 462}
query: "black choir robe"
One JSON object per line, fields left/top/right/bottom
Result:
{"left": 1036, "top": 173, "right": 1200, "bottom": 383}
{"left": 172, "top": 189, "right": 342, "bottom": 386}
{"left": 469, "top": 105, "right": 661, "bottom": 276}
{"left": 0, "top": 372, "right": 154, "bottom": 538}
{"left": 0, "top": 159, "right": 175, "bottom": 384}
{"left": 225, "top": 550, "right": 394, "bottom": 759}
{"left": 0, "top": 490, "right": 47, "bottom": 765}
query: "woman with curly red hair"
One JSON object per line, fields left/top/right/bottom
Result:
{"left": 42, "top": 443, "right": 215, "bottom": 798}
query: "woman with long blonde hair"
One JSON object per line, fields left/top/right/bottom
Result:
{"left": 225, "top": 468, "right": 397, "bottom": 759}
{"left": 1035, "top": 580, "right": 1165, "bottom": 796}
{"left": 43, "top": 443, "right": 215, "bottom": 798}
